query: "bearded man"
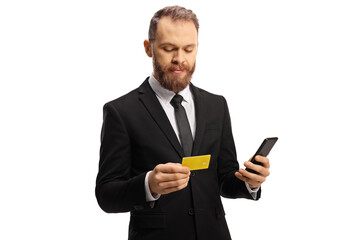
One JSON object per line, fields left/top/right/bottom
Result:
{"left": 96, "top": 5, "right": 270, "bottom": 240}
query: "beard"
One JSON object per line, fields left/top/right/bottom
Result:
{"left": 153, "top": 53, "right": 196, "bottom": 93}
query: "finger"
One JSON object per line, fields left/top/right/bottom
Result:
{"left": 244, "top": 161, "right": 270, "bottom": 177}
{"left": 156, "top": 163, "right": 190, "bottom": 174}
{"left": 235, "top": 171, "right": 262, "bottom": 188}
{"left": 235, "top": 171, "right": 245, "bottom": 181}
{"left": 160, "top": 181, "right": 189, "bottom": 194}
{"left": 158, "top": 177, "right": 190, "bottom": 188}
{"left": 239, "top": 168, "right": 263, "bottom": 181}
{"left": 254, "top": 156, "right": 270, "bottom": 169}
{"left": 154, "top": 172, "right": 190, "bottom": 183}
{"left": 239, "top": 168, "right": 266, "bottom": 184}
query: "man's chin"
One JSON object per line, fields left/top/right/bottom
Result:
{"left": 160, "top": 74, "right": 191, "bottom": 93}
{"left": 170, "top": 74, "right": 188, "bottom": 83}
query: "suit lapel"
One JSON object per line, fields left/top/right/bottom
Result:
{"left": 190, "top": 84, "right": 207, "bottom": 156}
{"left": 138, "top": 78, "right": 184, "bottom": 157}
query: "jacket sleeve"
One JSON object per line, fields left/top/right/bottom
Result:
{"left": 95, "top": 102, "right": 147, "bottom": 213}
{"left": 217, "top": 97, "right": 261, "bottom": 200}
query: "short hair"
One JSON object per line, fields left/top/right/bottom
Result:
{"left": 148, "top": 5, "right": 199, "bottom": 43}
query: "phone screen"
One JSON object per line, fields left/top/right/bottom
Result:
{"left": 246, "top": 137, "right": 278, "bottom": 174}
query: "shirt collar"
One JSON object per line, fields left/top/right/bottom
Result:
{"left": 148, "top": 74, "right": 192, "bottom": 105}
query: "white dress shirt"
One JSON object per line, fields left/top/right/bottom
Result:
{"left": 144, "top": 74, "right": 258, "bottom": 203}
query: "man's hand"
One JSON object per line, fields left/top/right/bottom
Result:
{"left": 148, "top": 163, "right": 191, "bottom": 195}
{"left": 235, "top": 155, "right": 270, "bottom": 189}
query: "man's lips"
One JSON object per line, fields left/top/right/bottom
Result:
{"left": 171, "top": 69, "right": 184, "bottom": 74}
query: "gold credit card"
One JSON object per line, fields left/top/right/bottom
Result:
{"left": 182, "top": 155, "right": 211, "bottom": 171}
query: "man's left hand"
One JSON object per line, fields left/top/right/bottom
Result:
{"left": 235, "top": 155, "right": 270, "bottom": 189}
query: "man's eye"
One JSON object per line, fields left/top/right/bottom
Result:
{"left": 164, "top": 48, "right": 174, "bottom": 52}
{"left": 184, "top": 48, "right": 193, "bottom": 53}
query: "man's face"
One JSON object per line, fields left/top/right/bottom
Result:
{"left": 145, "top": 16, "right": 198, "bottom": 93}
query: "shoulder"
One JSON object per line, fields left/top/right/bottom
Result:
{"left": 104, "top": 89, "right": 137, "bottom": 109}
{"left": 190, "top": 84, "right": 227, "bottom": 104}
{"left": 103, "top": 78, "right": 150, "bottom": 111}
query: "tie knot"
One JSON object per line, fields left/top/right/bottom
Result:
{"left": 170, "top": 94, "right": 183, "bottom": 109}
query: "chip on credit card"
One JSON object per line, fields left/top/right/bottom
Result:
{"left": 182, "top": 155, "right": 211, "bottom": 171}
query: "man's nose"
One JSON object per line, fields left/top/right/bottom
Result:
{"left": 171, "top": 50, "right": 185, "bottom": 65}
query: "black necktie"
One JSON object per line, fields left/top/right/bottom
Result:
{"left": 170, "top": 94, "right": 193, "bottom": 156}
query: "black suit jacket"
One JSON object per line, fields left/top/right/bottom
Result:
{"left": 96, "top": 78, "right": 261, "bottom": 240}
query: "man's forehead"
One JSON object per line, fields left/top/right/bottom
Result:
{"left": 155, "top": 16, "right": 198, "bottom": 44}
{"left": 158, "top": 16, "right": 194, "bottom": 27}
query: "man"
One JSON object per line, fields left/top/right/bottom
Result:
{"left": 96, "top": 6, "right": 270, "bottom": 240}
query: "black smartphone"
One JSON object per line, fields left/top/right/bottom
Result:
{"left": 245, "top": 137, "right": 278, "bottom": 174}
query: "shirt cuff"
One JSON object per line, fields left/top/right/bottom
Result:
{"left": 245, "top": 182, "right": 260, "bottom": 200}
{"left": 145, "top": 171, "right": 161, "bottom": 202}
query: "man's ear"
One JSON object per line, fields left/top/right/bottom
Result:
{"left": 144, "top": 39, "right": 152, "bottom": 57}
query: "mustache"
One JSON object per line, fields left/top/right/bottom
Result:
{"left": 168, "top": 64, "right": 189, "bottom": 71}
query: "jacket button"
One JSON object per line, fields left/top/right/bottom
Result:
{"left": 191, "top": 172, "right": 195, "bottom": 177}
{"left": 188, "top": 208, "right": 195, "bottom": 215}
{"left": 134, "top": 205, "right": 144, "bottom": 210}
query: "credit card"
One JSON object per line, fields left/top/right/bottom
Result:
{"left": 182, "top": 155, "right": 211, "bottom": 171}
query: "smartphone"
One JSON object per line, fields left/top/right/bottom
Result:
{"left": 245, "top": 137, "right": 278, "bottom": 174}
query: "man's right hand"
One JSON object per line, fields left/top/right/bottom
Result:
{"left": 148, "top": 163, "right": 191, "bottom": 195}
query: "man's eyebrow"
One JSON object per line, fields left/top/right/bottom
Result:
{"left": 158, "top": 43, "right": 196, "bottom": 48}
{"left": 183, "top": 44, "right": 196, "bottom": 48}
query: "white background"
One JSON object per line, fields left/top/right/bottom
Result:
{"left": 1, "top": 0, "right": 359, "bottom": 239}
